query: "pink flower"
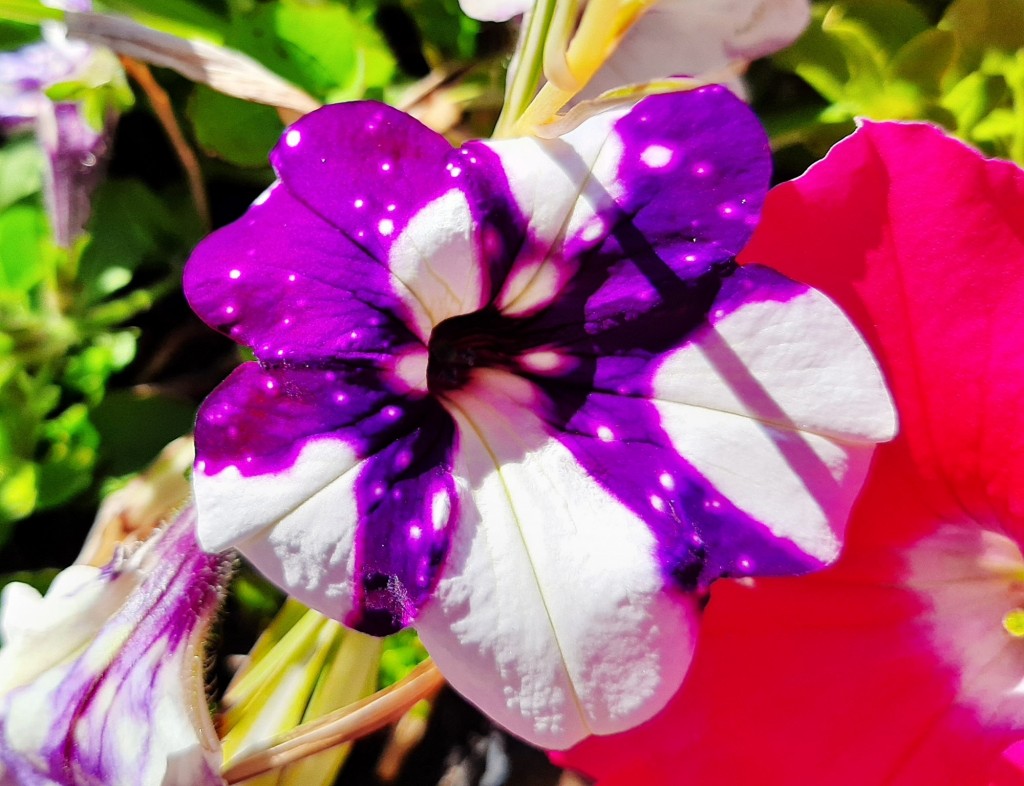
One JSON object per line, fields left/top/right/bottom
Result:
{"left": 558, "top": 122, "right": 1024, "bottom": 785}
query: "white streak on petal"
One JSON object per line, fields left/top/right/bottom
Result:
{"left": 485, "top": 115, "right": 625, "bottom": 316}
{"left": 197, "top": 440, "right": 364, "bottom": 621}
{"left": 389, "top": 189, "right": 484, "bottom": 336}
{"left": 651, "top": 274, "right": 895, "bottom": 561}
{"left": 495, "top": 256, "right": 578, "bottom": 317}
{"left": 654, "top": 276, "right": 896, "bottom": 442}
{"left": 194, "top": 438, "right": 358, "bottom": 553}
{"left": 418, "top": 370, "right": 697, "bottom": 748}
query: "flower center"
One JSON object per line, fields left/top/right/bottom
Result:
{"left": 426, "top": 308, "right": 521, "bottom": 394}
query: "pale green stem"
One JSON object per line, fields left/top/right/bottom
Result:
{"left": 492, "top": 0, "right": 558, "bottom": 138}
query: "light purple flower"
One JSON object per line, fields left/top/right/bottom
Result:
{"left": 0, "top": 507, "right": 228, "bottom": 786}
{"left": 184, "top": 87, "right": 894, "bottom": 746}
{"left": 0, "top": 18, "right": 121, "bottom": 247}
{"left": 0, "top": 38, "right": 88, "bottom": 132}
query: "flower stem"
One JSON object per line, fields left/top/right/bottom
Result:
{"left": 120, "top": 56, "right": 211, "bottom": 232}
{"left": 510, "top": 0, "right": 654, "bottom": 134}
{"left": 492, "top": 0, "right": 557, "bottom": 137}
{"left": 220, "top": 659, "right": 445, "bottom": 784}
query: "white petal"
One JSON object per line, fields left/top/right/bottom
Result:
{"left": 0, "top": 565, "right": 139, "bottom": 694}
{"left": 581, "top": 0, "right": 810, "bottom": 100}
{"left": 458, "top": 0, "right": 532, "bottom": 22}
{"left": 196, "top": 439, "right": 362, "bottom": 620}
{"left": 417, "top": 370, "right": 698, "bottom": 748}
{"left": 389, "top": 189, "right": 486, "bottom": 336}
{"left": 651, "top": 274, "right": 896, "bottom": 562}
{"left": 194, "top": 438, "right": 357, "bottom": 553}
{"left": 484, "top": 112, "right": 625, "bottom": 315}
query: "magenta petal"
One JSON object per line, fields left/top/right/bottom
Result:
{"left": 269, "top": 102, "right": 456, "bottom": 262}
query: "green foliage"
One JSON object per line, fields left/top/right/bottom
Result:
{"left": 190, "top": 86, "right": 284, "bottom": 167}
{"left": 0, "top": 144, "right": 197, "bottom": 536}
{"left": 770, "top": 0, "right": 1024, "bottom": 162}
{"left": 379, "top": 628, "right": 429, "bottom": 689}
{"left": 399, "top": 0, "right": 481, "bottom": 62}
{"left": 226, "top": 0, "right": 396, "bottom": 101}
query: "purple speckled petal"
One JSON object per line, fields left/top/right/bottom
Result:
{"left": 607, "top": 86, "right": 770, "bottom": 266}
{"left": 0, "top": 507, "right": 227, "bottom": 786}
{"left": 269, "top": 102, "right": 456, "bottom": 264}
{"left": 184, "top": 183, "right": 422, "bottom": 366}
{"left": 195, "top": 363, "right": 408, "bottom": 479}
{"left": 475, "top": 86, "right": 770, "bottom": 325}
{"left": 344, "top": 412, "right": 458, "bottom": 635}
{"left": 194, "top": 363, "right": 457, "bottom": 634}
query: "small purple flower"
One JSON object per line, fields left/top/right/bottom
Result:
{"left": 0, "top": 507, "right": 228, "bottom": 786}
{"left": 184, "top": 87, "right": 895, "bottom": 746}
{"left": 0, "top": 20, "right": 121, "bottom": 247}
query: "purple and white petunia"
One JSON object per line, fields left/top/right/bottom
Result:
{"left": 184, "top": 86, "right": 895, "bottom": 747}
{"left": 0, "top": 507, "right": 228, "bottom": 786}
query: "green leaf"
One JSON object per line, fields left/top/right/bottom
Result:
{"left": 189, "top": 85, "right": 282, "bottom": 168}
{"left": 0, "top": 203, "right": 51, "bottom": 293}
{"left": 34, "top": 402, "right": 100, "bottom": 509}
{"left": 0, "top": 18, "right": 42, "bottom": 50}
{"left": 890, "top": 29, "right": 957, "bottom": 96}
{"left": 942, "top": 71, "right": 1008, "bottom": 134}
{"left": 827, "top": 0, "right": 929, "bottom": 56}
{"left": 63, "top": 330, "right": 137, "bottom": 404}
{"left": 0, "top": 459, "right": 37, "bottom": 529}
{"left": 398, "top": 0, "right": 480, "bottom": 62}
{"left": 78, "top": 179, "right": 190, "bottom": 302}
{"left": 227, "top": 0, "right": 396, "bottom": 101}
{"left": 941, "top": 0, "right": 1024, "bottom": 73}
{"left": 0, "top": 141, "right": 43, "bottom": 212}
{"left": 379, "top": 628, "right": 428, "bottom": 689}
{"left": 775, "top": 9, "right": 889, "bottom": 105}
{"left": 972, "top": 107, "right": 1017, "bottom": 143}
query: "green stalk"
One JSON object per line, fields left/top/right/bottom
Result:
{"left": 492, "top": 0, "right": 558, "bottom": 138}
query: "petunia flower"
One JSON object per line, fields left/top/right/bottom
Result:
{"left": 183, "top": 86, "right": 894, "bottom": 747}
{"left": 0, "top": 506, "right": 228, "bottom": 786}
{"left": 558, "top": 122, "right": 1024, "bottom": 784}
{"left": 460, "top": 0, "right": 809, "bottom": 97}
{"left": 0, "top": 2, "right": 126, "bottom": 247}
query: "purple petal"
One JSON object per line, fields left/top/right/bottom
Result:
{"left": 194, "top": 363, "right": 458, "bottom": 634}
{"left": 269, "top": 102, "right": 455, "bottom": 264}
{"left": 345, "top": 412, "right": 458, "bottom": 635}
{"left": 0, "top": 41, "right": 80, "bottom": 129}
{"left": 531, "top": 264, "right": 892, "bottom": 587}
{"left": 184, "top": 183, "right": 422, "bottom": 365}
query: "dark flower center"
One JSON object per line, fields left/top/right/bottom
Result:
{"left": 427, "top": 307, "right": 522, "bottom": 394}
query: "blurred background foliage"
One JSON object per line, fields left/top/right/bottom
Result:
{"left": 0, "top": 0, "right": 1020, "bottom": 781}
